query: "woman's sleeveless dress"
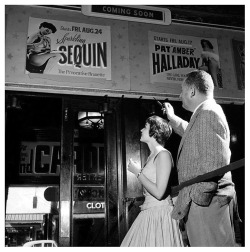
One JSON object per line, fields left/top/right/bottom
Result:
{"left": 121, "top": 149, "right": 184, "bottom": 247}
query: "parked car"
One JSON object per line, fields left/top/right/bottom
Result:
{"left": 23, "top": 240, "right": 57, "bottom": 247}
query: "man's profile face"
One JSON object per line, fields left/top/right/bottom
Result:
{"left": 180, "top": 81, "right": 193, "bottom": 112}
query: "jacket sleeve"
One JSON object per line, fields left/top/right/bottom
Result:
{"left": 169, "top": 115, "right": 189, "bottom": 137}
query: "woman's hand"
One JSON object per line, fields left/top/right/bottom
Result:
{"left": 127, "top": 158, "right": 141, "bottom": 176}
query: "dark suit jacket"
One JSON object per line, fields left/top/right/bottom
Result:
{"left": 170, "top": 99, "right": 235, "bottom": 220}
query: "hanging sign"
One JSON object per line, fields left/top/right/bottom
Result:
{"left": 19, "top": 141, "right": 104, "bottom": 185}
{"left": 81, "top": 5, "right": 171, "bottom": 25}
{"left": 149, "top": 31, "right": 223, "bottom": 88}
{"left": 26, "top": 17, "right": 111, "bottom": 79}
{"left": 74, "top": 187, "right": 105, "bottom": 214}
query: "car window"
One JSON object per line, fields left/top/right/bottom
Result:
{"left": 34, "top": 243, "right": 42, "bottom": 247}
{"left": 44, "top": 243, "right": 53, "bottom": 247}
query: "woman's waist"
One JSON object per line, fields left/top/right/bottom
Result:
{"left": 140, "top": 195, "right": 174, "bottom": 210}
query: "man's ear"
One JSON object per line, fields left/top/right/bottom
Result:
{"left": 190, "top": 87, "right": 195, "bottom": 97}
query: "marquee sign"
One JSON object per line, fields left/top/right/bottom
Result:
{"left": 82, "top": 5, "right": 171, "bottom": 25}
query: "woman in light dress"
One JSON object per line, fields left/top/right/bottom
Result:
{"left": 121, "top": 115, "right": 184, "bottom": 247}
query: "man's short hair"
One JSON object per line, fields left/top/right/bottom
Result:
{"left": 185, "top": 70, "right": 214, "bottom": 95}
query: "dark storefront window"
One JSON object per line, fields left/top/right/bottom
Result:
{"left": 5, "top": 94, "right": 61, "bottom": 247}
{"left": 5, "top": 94, "right": 109, "bottom": 246}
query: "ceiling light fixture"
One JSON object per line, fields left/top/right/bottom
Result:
{"left": 78, "top": 111, "right": 104, "bottom": 130}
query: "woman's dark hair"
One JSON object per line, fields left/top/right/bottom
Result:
{"left": 201, "top": 39, "right": 213, "bottom": 49}
{"left": 39, "top": 22, "right": 57, "bottom": 33}
{"left": 146, "top": 115, "right": 172, "bottom": 146}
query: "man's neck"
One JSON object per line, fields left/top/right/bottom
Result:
{"left": 192, "top": 97, "right": 214, "bottom": 114}
{"left": 195, "top": 94, "right": 213, "bottom": 109}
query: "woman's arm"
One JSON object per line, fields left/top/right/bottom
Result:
{"left": 27, "top": 34, "right": 51, "bottom": 54}
{"left": 198, "top": 58, "right": 209, "bottom": 71}
{"left": 128, "top": 151, "right": 172, "bottom": 200}
{"left": 27, "top": 33, "right": 40, "bottom": 44}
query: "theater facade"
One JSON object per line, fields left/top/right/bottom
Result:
{"left": 5, "top": 5, "right": 245, "bottom": 246}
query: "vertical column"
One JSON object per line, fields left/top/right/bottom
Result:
{"left": 59, "top": 100, "right": 74, "bottom": 247}
{"left": 105, "top": 110, "right": 119, "bottom": 246}
{"left": 122, "top": 99, "right": 144, "bottom": 235}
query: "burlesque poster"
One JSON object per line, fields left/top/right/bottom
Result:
{"left": 149, "top": 31, "right": 223, "bottom": 88}
{"left": 25, "top": 17, "right": 111, "bottom": 80}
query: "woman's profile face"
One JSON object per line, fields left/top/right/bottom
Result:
{"left": 140, "top": 123, "right": 151, "bottom": 143}
{"left": 40, "top": 26, "right": 52, "bottom": 35}
{"left": 202, "top": 41, "right": 209, "bottom": 50}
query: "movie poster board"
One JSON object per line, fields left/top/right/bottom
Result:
{"left": 26, "top": 17, "right": 111, "bottom": 80}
